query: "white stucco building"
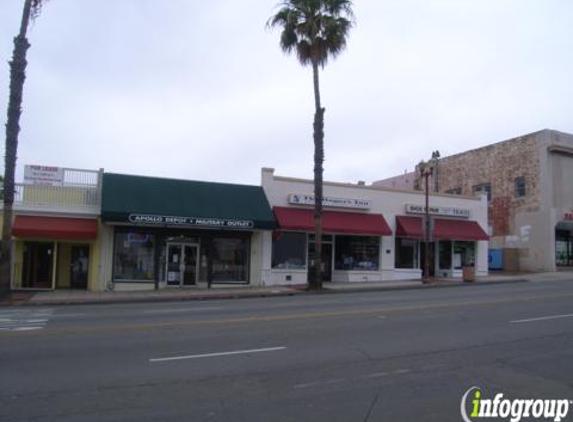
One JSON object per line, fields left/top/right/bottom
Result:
{"left": 260, "top": 168, "right": 489, "bottom": 286}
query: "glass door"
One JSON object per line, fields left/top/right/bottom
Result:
{"left": 70, "top": 245, "right": 90, "bottom": 289}
{"left": 166, "top": 243, "right": 199, "bottom": 286}
{"left": 307, "top": 241, "right": 333, "bottom": 282}
{"left": 182, "top": 244, "right": 198, "bottom": 286}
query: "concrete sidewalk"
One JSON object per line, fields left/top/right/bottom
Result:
{"left": 2, "top": 271, "right": 571, "bottom": 306}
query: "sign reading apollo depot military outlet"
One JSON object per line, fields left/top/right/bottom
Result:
{"left": 127, "top": 214, "right": 255, "bottom": 229}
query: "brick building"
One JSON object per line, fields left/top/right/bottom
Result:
{"left": 374, "top": 129, "right": 573, "bottom": 272}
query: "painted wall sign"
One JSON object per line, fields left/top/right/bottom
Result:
{"left": 24, "top": 165, "right": 64, "bottom": 186}
{"left": 127, "top": 214, "right": 254, "bottom": 229}
{"left": 565, "top": 211, "right": 573, "bottom": 221}
{"left": 405, "top": 204, "right": 471, "bottom": 219}
{"left": 288, "top": 194, "right": 371, "bottom": 209}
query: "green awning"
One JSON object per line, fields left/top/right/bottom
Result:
{"left": 101, "top": 173, "right": 275, "bottom": 230}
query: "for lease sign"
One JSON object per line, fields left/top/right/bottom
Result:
{"left": 24, "top": 165, "right": 64, "bottom": 186}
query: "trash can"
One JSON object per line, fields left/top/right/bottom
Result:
{"left": 462, "top": 264, "right": 475, "bottom": 282}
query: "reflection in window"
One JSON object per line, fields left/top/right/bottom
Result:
{"left": 114, "top": 232, "right": 155, "bottom": 281}
{"left": 211, "top": 237, "right": 249, "bottom": 283}
{"left": 453, "top": 241, "right": 476, "bottom": 269}
{"left": 334, "top": 236, "right": 379, "bottom": 271}
{"left": 272, "top": 232, "right": 306, "bottom": 269}
{"left": 439, "top": 240, "right": 452, "bottom": 269}
{"left": 395, "top": 238, "right": 419, "bottom": 269}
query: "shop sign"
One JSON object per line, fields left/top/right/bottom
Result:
{"left": 288, "top": 194, "right": 371, "bottom": 209}
{"left": 565, "top": 211, "right": 573, "bottom": 221}
{"left": 127, "top": 214, "right": 254, "bottom": 229}
{"left": 24, "top": 165, "right": 64, "bottom": 186}
{"left": 405, "top": 204, "right": 470, "bottom": 218}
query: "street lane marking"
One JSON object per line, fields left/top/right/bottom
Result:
{"left": 5, "top": 292, "right": 573, "bottom": 337}
{"left": 510, "top": 313, "right": 573, "bottom": 324}
{"left": 143, "top": 307, "right": 224, "bottom": 314}
{"left": 0, "top": 309, "right": 53, "bottom": 331}
{"left": 149, "top": 346, "right": 287, "bottom": 363}
{"left": 294, "top": 368, "right": 410, "bottom": 389}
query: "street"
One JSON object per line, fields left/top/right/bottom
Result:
{"left": 1, "top": 279, "right": 573, "bottom": 422}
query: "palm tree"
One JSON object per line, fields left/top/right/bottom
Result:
{"left": 268, "top": 0, "right": 354, "bottom": 290}
{"left": 1, "top": 0, "right": 48, "bottom": 294}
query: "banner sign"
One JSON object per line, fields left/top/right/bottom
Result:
{"left": 24, "top": 165, "right": 64, "bottom": 186}
{"left": 288, "top": 194, "right": 371, "bottom": 209}
{"left": 406, "top": 204, "right": 471, "bottom": 219}
{"left": 565, "top": 211, "right": 573, "bottom": 221}
{"left": 127, "top": 214, "right": 254, "bottom": 229}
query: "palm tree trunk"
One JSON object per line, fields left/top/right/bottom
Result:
{"left": 310, "top": 61, "right": 324, "bottom": 291}
{"left": 1, "top": 0, "right": 33, "bottom": 294}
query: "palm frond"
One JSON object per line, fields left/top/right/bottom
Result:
{"left": 30, "top": 0, "right": 49, "bottom": 20}
{"left": 269, "top": 0, "right": 354, "bottom": 67}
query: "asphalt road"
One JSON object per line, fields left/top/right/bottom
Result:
{"left": 1, "top": 279, "right": 572, "bottom": 422}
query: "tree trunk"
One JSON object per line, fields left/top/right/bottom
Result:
{"left": 309, "top": 61, "right": 324, "bottom": 291}
{"left": 1, "top": 0, "right": 33, "bottom": 295}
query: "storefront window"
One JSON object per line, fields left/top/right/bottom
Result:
{"left": 453, "top": 241, "right": 476, "bottom": 269}
{"left": 272, "top": 232, "right": 306, "bottom": 269}
{"left": 395, "top": 238, "right": 419, "bottom": 269}
{"left": 334, "top": 236, "right": 379, "bottom": 271}
{"left": 211, "top": 237, "right": 249, "bottom": 283}
{"left": 114, "top": 232, "right": 155, "bottom": 281}
{"left": 439, "top": 240, "right": 452, "bottom": 270}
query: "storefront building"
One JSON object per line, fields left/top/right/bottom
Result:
{"left": 98, "top": 173, "right": 275, "bottom": 291}
{"left": 260, "top": 168, "right": 489, "bottom": 286}
{"left": 7, "top": 166, "right": 102, "bottom": 291}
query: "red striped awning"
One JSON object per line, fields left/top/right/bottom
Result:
{"left": 12, "top": 216, "right": 98, "bottom": 240}
{"left": 395, "top": 215, "right": 488, "bottom": 241}
{"left": 273, "top": 207, "right": 392, "bottom": 236}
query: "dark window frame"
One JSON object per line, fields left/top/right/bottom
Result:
{"left": 514, "top": 176, "right": 526, "bottom": 198}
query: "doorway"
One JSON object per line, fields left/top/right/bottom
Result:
{"left": 166, "top": 243, "right": 199, "bottom": 286}
{"left": 22, "top": 242, "right": 54, "bottom": 289}
{"left": 307, "top": 239, "right": 333, "bottom": 282}
{"left": 555, "top": 228, "right": 572, "bottom": 267}
{"left": 420, "top": 242, "right": 436, "bottom": 277}
{"left": 70, "top": 245, "right": 90, "bottom": 289}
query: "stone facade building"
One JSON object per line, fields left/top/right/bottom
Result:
{"left": 374, "top": 129, "right": 573, "bottom": 272}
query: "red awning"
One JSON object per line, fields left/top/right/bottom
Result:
{"left": 434, "top": 219, "right": 489, "bottom": 241}
{"left": 396, "top": 216, "right": 423, "bottom": 238}
{"left": 12, "top": 216, "right": 98, "bottom": 240}
{"left": 395, "top": 215, "right": 489, "bottom": 241}
{"left": 273, "top": 207, "right": 392, "bottom": 236}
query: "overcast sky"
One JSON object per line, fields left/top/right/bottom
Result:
{"left": 1, "top": 0, "right": 572, "bottom": 186}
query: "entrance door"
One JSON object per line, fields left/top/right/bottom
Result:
{"left": 420, "top": 242, "right": 436, "bottom": 277}
{"left": 308, "top": 242, "right": 333, "bottom": 282}
{"left": 70, "top": 245, "right": 90, "bottom": 289}
{"left": 22, "top": 242, "right": 54, "bottom": 289}
{"left": 166, "top": 243, "right": 199, "bottom": 286}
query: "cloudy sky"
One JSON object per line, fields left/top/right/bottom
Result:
{"left": 1, "top": 0, "right": 572, "bottom": 186}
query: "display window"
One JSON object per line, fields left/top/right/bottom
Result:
{"left": 272, "top": 232, "right": 307, "bottom": 269}
{"left": 334, "top": 235, "right": 380, "bottom": 271}
{"left": 395, "top": 238, "right": 419, "bottom": 269}
{"left": 113, "top": 232, "right": 155, "bottom": 282}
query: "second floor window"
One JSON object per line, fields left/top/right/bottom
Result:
{"left": 515, "top": 176, "right": 526, "bottom": 198}
{"left": 445, "top": 187, "right": 462, "bottom": 195}
{"left": 473, "top": 183, "right": 491, "bottom": 201}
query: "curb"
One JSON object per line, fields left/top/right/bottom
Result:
{"left": 322, "top": 278, "right": 529, "bottom": 295}
{"left": 2, "top": 278, "right": 531, "bottom": 307}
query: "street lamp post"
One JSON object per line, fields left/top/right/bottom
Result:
{"left": 419, "top": 151, "right": 439, "bottom": 284}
